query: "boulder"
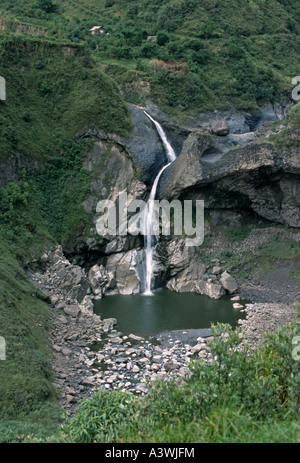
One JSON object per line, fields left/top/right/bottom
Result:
{"left": 220, "top": 271, "right": 238, "bottom": 294}
{"left": 88, "top": 264, "right": 107, "bottom": 297}
{"left": 210, "top": 120, "right": 230, "bottom": 136}
{"left": 204, "top": 282, "right": 226, "bottom": 299}
{"left": 64, "top": 305, "right": 81, "bottom": 318}
{"left": 102, "top": 318, "right": 117, "bottom": 332}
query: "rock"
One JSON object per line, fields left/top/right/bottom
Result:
{"left": 159, "top": 130, "right": 300, "bottom": 228}
{"left": 66, "top": 394, "right": 76, "bottom": 403}
{"left": 88, "top": 264, "right": 107, "bottom": 297}
{"left": 212, "top": 266, "right": 222, "bottom": 275}
{"left": 82, "top": 377, "right": 95, "bottom": 387}
{"left": 128, "top": 334, "right": 144, "bottom": 342}
{"left": 220, "top": 271, "right": 239, "bottom": 294}
{"left": 203, "top": 282, "right": 226, "bottom": 299}
{"left": 132, "top": 365, "right": 140, "bottom": 373}
{"left": 164, "top": 361, "right": 180, "bottom": 372}
{"left": 151, "top": 363, "right": 159, "bottom": 371}
{"left": 120, "top": 104, "right": 168, "bottom": 183}
{"left": 55, "top": 301, "right": 65, "bottom": 310}
{"left": 231, "top": 296, "right": 241, "bottom": 301}
{"left": 61, "top": 347, "right": 72, "bottom": 356}
{"left": 50, "top": 295, "right": 59, "bottom": 307}
{"left": 210, "top": 120, "right": 230, "bottom": 136}
{"left": 63, "top": 305, "right": 81, "bottom": 318}
{"left": 103, "top": 318, "right": 117, "bottom": 332}
{"left": 115, "top": 250, "right": 143, "bottom": 295}
{"left": 233, "top": 303, "right": 244, "bottom": 309}
{"left": 41, "top": 253, "right": 49, "bottom": 263}
{"left": 135, "top": 383, "right": 148, "bottom": 394}
{"left": 52, "top": 344, "right": 61, "bottom": 352}
{"left": 190, "top": 344, "right": 203, "bottom": 355}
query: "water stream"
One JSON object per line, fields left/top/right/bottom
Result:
{"left": 143, "top": 111, "right": 176, "bottom": 295}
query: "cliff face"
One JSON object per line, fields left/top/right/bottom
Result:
{"left": 158, "top": 129, "right": 300, "bottom": 228}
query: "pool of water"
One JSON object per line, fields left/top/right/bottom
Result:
{"left": 93, "top": 289, "right": 247, "bottom": 337}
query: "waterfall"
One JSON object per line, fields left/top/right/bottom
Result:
{"left": 143, "top": 111, "right": 176, "bottom": 295}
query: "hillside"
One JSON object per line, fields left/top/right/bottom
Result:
{"left": 0, "top": 0, "right": 300, "bottom": 116}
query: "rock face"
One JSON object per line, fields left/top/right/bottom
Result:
{"left": 159, "top": 130, "right": 300, "bottom": 228}
{"left": 156, "top": 238, "right": 236, "bottom": 299}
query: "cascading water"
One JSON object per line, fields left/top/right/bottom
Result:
{"left": 143, "top": 111, "right": 176, "bottom": 295}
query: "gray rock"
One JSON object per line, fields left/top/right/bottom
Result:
{"left": 103, "top": 318, "right": 117, "bottom": 332}
{"left": 210, "top": 120, "right": 230, "bottom": 136}
{"left": 61, "top": 347, "right": 72, "bottom": 356}
{"left": 64, "top": 305, "right": 81, "bottom": 318}
{"left": 220, "top": 272, "right": 239, "bottom": 294}
{"left": 212, "top": 266, "right": 222, "bottom": 275}
{"left": 158, "top": 130, "right": 300, "bottom": 228}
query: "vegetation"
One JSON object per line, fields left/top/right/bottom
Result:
{"left": 0, "top": 0, "right": 299, "bottom": 444}
{"left": 49, "top": 315, "right": 300, "bottom": 443}
{"left": 0, "top": 0, "right": 299, "bottom": 117}
{"left": 0, "top": 34, "right": 131, "bottom": 161}
{"left": 0, "top": 238, "right": 64, "bottom": 443}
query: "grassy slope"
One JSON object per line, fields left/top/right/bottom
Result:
{"left": 0, "top": 33, "right": 131, "bottom": 160}
{"left": 0, "top": 31, "right": 132, "bottom": 441}
{"left": 0, "top": 238, "right": 64, "bottom": 442}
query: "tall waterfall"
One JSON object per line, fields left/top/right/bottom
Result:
{"left": 143, "top": 111, "right": 176, "bottom": 295}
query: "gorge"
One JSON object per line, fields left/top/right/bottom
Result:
{"left": 1, "top": 1, "right": 300, "bottom": 441}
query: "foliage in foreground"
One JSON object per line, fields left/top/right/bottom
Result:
{"left": 53, "top": 313, "right": 300, "bottom": 443}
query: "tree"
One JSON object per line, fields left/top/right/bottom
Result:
{"left": 157, "top": 32, "right": 169, "bottom": 46}
{"left": 36, "top": 0, "right": 57, "bottom": 13}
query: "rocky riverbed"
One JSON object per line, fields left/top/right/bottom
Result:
{"left": 29, "top": 242, "right": 299, "bottom": 416}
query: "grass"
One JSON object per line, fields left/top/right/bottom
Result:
{"left": 0, "top": 237, "right": 64, "bottom": 442}
{"left": 0, "top": 33, "right": 132, "bottom": 162}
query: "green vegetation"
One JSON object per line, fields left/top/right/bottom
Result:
{"left": 0, "top": 0, "right": 299, "bottom": 117}
{"left": 0, "top": 238, "right": 63, "bottom": 442}
{"left": 0, "top": 34, "right": 131, "bottom": 161}
{"left": 50, "top": 316, "right": 300, "bottom": 443}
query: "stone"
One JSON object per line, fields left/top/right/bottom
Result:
{"left": 61, "top": 347, "right": 72, "bottom": 356}
{"left": 103, "top": 318, "right": 117, "bottom": 332}
{"left": 135, "top": 383, "right": 148, "bottom": 394}
{"left": 64, "top": 305, "right": 81, "bottom": 318}
{"left": 52, "top": 344, "right": 61, "bottom": 352}
{"left": 55, "top": 302, "right": 65, "bottom": 310}
{"left": 190, "top": 344, "right": 203, "bottom": 355}
{"left": 159, "top": 129, "right": 300, "bottom": 229}
{"left": 164, "top": 362, "right": 180, "bottom": 372}
{"left": 132, "top": 365, "right": 140, "bottom": 373}
{"left": 82, "top": 377, "right": 95, "bottom": 386}
{"left": 88, "top": 264, "right": 107, "bottom": 297}
{"left": 210, "top": 120, "right": 230, "bottom": 136}
{"left": 212, "top": 266, "right": 222, "bottom": 275}
{"left": 50, "top": 295, "right": 59, "bottom": 307}
{"left": 128, "top": 334, "right": 144, "bottom": 342}
{"left": 204, "top": 282, "right": 225, "bottom": 299}
{"left": 151, "top": 363, "right": 159, "bottom": 371}
{"left": 220, "top": 271, "right": 238, "bottom": 294}
{"left": 233, "top": 303, "right": 244, "bottom": 309}
{"left": 66, "top": 394, "right": 76, "bottom": 403}
{"left": 41, "top": 253, "right": 49, "bottom": 263}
